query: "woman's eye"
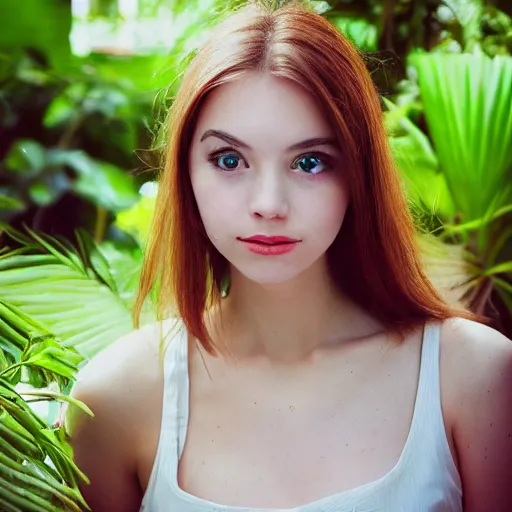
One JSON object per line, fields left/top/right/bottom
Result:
{"left": 292, "top": 155, "right": 327, "bottom": 175}
{"left": 210, "top": 152, "right": 242, "bottom": 171}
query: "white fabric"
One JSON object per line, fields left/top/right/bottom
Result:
{"left": 140, "top": 321, "right": 463, "bottom": 512}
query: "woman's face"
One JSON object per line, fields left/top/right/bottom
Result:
{"left": 189, "top": 72, "right": 349, "bottom": 285}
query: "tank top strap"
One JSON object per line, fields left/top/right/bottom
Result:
{"left": 405, "top": 320, "right": 462, "bottom": 491}
{"left": 157, "top": 319, "right": 189, "bottom": 478}
{"left": 416, "top": 321, "right": 442, "bottom": 408}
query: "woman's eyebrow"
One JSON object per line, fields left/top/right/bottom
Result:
{"left": 200, "top": 129, "right": 337, "bottom": 151}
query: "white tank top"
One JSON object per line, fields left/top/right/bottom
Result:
{"left": 140, "top": 321, "right": 463, "bottom": 511}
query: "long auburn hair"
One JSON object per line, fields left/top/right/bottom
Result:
{"left": 133, "top": 0, "right": 474, "bottom": 353}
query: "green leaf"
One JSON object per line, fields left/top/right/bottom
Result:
{"left": 115, "top": 193, "right": 156, "bottom": 246}
{"left": 411, "top": 53, "right": 512, "bottom": 223}
{"left": 0, "top": 250, "right": 136, "bottom": 359}
{"left": 330, "top": 16, "right": 378, "bottom": 51}
{"left": 76, "top": 229, "right": 118, "bottom": 292}
{"left": 23, "top": 340, "right": 82, "bottom": 380}
{"left": 18, "top": 389, "right": 93, "bottom": 418}
{"left": 47, "top": 149, "right": 138, "bottom": 211}
{"left": 4, "top": 139, "right": 46, "bottom": 177}
{"left": 43, "top": 95, "right": 76, "bottom": 128}
{"left": 27, "top": 181, "right": 59, "bottom": 207}
{"left": 0, "top": 193, "right": 25, "bottom": 211}
{"left": 484, "top": 260, "right": 512, "bottom": 276}
{"left": 384, "top": 98, "right": 456, "bottom": 218}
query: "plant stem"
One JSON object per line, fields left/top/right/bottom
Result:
{"left": 94, "top": 207, "right": 108, "bottom": 243}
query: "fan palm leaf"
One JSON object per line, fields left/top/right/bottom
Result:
{"left": 0, "top": 225, "right": 145, "bottom": 359}
{"left": 410, "top": 53, "right": 512, "bottom": 224}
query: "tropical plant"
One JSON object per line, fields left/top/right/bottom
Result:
{"left": 0, "top": 223, "right": 150, "bottom": 510}
{"left": 387, "top": 51, "right": 512, "bottom": 322}
{"left": 0, "top": 224, "right": 144, "bottom": 359}
{"left": 0, "top": 298, "right": 91, "bottom": 512}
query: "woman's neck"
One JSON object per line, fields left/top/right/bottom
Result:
{"left": 208, "top": 259, "right": 383, "bottom": 363}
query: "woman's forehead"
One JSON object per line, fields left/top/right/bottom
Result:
{"left": 193, "top": 73, "right": 335, "bottom": 149}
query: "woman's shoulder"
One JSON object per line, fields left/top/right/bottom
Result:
{"left": 71, "top": 318, "right": 179, "bottom": 400}
{"left": 439, "top": 316, "right": 512, "bottom": 389}
{"left": 439, "top": 316, "right": 512, "bottom": 420}
{"left": 65, "top": 318, "right": 181, "bottom": 455}
{"left": 438, "top": 317, "right": 512, "bottom": 509}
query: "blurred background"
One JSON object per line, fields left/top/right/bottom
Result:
{"left": 0, "top": 1, "right": 511, "bottom": 510}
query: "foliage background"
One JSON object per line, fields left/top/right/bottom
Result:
{"left": 0, "top": 0, "right": 511, "bottom": 510}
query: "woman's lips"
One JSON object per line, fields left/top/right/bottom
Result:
{"left": 237, "top": 235, "right": 301, "bottom": 256}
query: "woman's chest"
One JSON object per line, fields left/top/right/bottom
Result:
{"left": 177, "top": 345, "right": 420, "bottom": 509}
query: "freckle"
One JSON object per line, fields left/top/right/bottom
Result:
{"left": 346, "top": 443, "right": 349, "bottom": 447}
{"left": 254, "top": 401, "right": 257, "bottom": 405}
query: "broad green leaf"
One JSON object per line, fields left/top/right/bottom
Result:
{"left": 47, "top": 150, "right": 138, "bottom": 212}
{"left": 384, "top": 98, "right": 455, "bottom": 218}
{"left": 72, "top": 160, "right": 139, "bottom": 211}
{"left": 4, "top": 139, "right": 46, "bottom": 177}
{"left": 411, "top": 53, "right": 512, "bottom": 222}
{"left": 0, "top": 263, "right": 133, "bottom": 359}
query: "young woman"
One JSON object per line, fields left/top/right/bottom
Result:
{"left": 67, "top": 2, "right": 512, "bottom": 511}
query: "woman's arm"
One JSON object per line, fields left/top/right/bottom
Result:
{"left": 65, "top": 332, "right": 150, "bottom": 512}
{"left": 442, "top": 319, "right": 512, "bottom": 511}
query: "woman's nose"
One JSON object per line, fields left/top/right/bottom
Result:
{"left": 249, "top": 170, "right": 289, "bottom": 221}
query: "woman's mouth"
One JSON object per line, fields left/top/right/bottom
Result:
{"left": 236, "top": 235, "right": 301, "bottom": 256}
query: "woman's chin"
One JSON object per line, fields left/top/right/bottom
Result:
{"left": 229, "top": 260, "right": 321, "bottom": 288}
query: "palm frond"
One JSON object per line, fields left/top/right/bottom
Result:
{"left": 411, "top": 53, "right": 512, "bottom": 223}
{"left": 0, "top": 300, "right": 90, "bottom": 512}
{"left": 0, "top": 225, "right": 146, "bottom": 359}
